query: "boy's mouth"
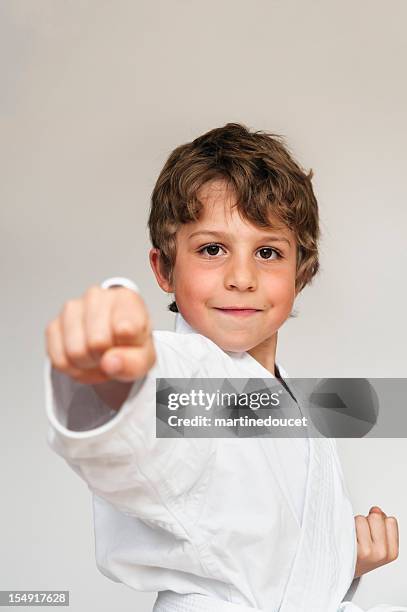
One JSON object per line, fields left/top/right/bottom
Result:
{"left": 214, "top": 307, "right": 261, "bottom": 317}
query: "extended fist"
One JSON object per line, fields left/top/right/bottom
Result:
{"left": 354, "top": 506, "right": 399, "bottom": 578}
{"left": 45, "top": 285, "right": 156, "bottom": 384}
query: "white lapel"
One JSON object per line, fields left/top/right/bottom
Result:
{"left": 174, "top": 312, "right": 195, "bottom": 334}
{"left": 277, "top": 436, "right": 356, "bottom": 612}
{"left": 174, "top": 312, "right": 356, "bottom": 611}
{"left": 174, "top": 312, "right": 309, "bottom": 530}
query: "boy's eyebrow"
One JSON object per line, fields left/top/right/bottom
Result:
{"left": 188, "top": 230, "right": 292, "bottom": 246}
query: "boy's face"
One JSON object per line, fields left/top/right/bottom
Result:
{"left": 151, "top": 178, "right": 298, "bottom": 356}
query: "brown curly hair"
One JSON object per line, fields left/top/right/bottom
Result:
{"left": 148, "top": 122, "right": 320, "bottom": 312}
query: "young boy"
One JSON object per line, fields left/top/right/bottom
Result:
{"left": 44, "top": 123, "right": 404, "bottom": 612}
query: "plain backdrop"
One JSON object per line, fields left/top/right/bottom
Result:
{"left": 1, "top": 1, "right": 406, "bottom": 610}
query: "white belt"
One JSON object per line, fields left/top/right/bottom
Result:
{"left": 153, "top": 591, "right": 264, "bottom": 612}
{"left": 153, "top": 591, "right": 407, "bottom": 612}
{"left": 339, "top": 602, "right": 407, "bottom": 612}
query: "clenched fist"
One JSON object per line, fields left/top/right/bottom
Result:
{"left": 354, "top": 506, "right": 399, "bottom": 578}
{"left": 45, "top": 285, "right": 156, "bottom": 386}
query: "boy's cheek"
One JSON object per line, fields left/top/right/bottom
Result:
{"left": 174, "top": 284, "right": 210, "bottom": 322}
{"left": 263, "top": 280, "right": 296, "bottom": 308}
{"left": 177, "top": 271, "right": 217, "bottom": 302}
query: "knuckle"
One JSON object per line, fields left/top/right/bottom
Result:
{"left": 375, "top": 547, "right": 387, "bottom": 562}
{"left": 358, "top": 545, "right": 371, "bottom": 560}
{"left": 65, "top": 344, "right": 86, "bottom": 362}
{"left": 115, "top": 319, "right": 137, "bottom": 335}
{"left": 87, "top": 335, "right": 110, "bottom": 353}
{"left": 52, "top": 356, "right": 70, "bottom": 372}
{"left": 116, "top": 316, "right": 144, "bottom": 337}
{"left": 62, "top": 299, "right": 78, "bottom": 315}
{"left": 112, "top": 286, "right": 132, "bottom": 301}
{"left": 84, "top": 285, "right": 103, "bottom": 305}
{"left": 355, "top": 516, "right": 367, "bottom": 527}
{"left": 87, "top": 332, "right": 107, "bottom": 347}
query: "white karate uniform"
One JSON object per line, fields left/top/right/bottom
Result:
{"left": 44, "top": 278, "right": 407, "bottom": 612}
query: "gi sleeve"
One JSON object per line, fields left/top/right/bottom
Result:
{"left": 44, "top": 278, "right": 216, "bottom": 523}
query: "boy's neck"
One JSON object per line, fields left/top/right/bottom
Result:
{"left": 246, "top": 331, "right": 279, "bottom": 378}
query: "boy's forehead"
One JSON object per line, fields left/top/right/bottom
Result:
{"left": 191, "top": 179, "right": 292, "bottom": 238}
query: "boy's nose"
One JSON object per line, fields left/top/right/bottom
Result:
{"left": 223, "top": 260, "right": 257, "bottom": 291}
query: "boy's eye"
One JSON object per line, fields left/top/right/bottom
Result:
{"left": 198, "top": 243, "right": 225, "bottom": 257}
{"left": 198, "top": 244, "right": 282, "bottom": 260}
{"left": 257, "top": 247, "right": 280, "bottom": 260}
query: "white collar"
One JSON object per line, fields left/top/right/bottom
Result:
{"left": 174, "top": 312, "right": 288, "bottom": 379}
{"left": 174, "top": 312, "right": 196, "bottom": 335}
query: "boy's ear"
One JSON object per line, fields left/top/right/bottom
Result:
{"left": 149, "top": 248, "right": 174, "bottom": 293}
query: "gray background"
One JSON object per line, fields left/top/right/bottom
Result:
{"left": 1, "top": 0, "right": 406, "bottom": 610}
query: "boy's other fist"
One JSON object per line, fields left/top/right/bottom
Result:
{"left": 45, "top": 285, "right": 156, "bottom": 384}
{"left": 354, "top": 506, "right": 399, "bottom": 578}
